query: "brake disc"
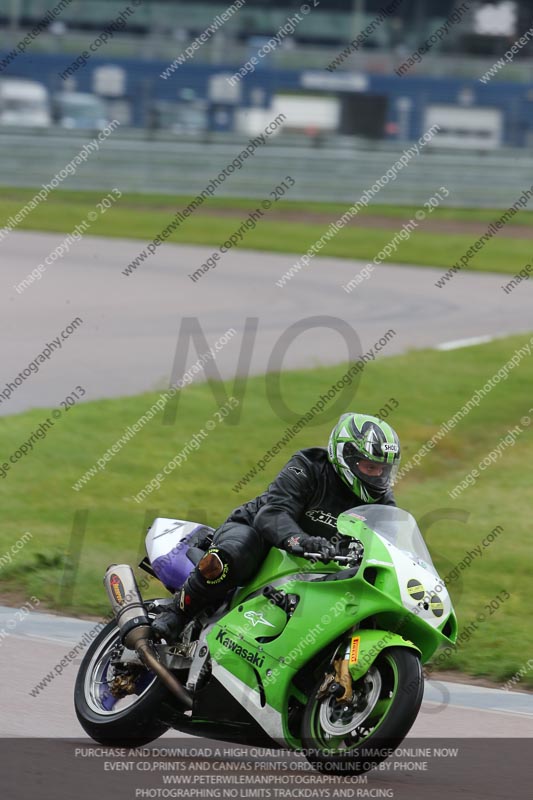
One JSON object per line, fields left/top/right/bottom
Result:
{"left": 318, "top": 666, "right": 382, "bottom": 736}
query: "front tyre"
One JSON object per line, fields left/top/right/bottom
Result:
{"left": 74, "top": 619, "right": 171, "bottom": 746}
{"left": 301, "top": 647, "right": 424, "bottom": 775}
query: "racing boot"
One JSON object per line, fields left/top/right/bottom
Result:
{"left": 151, "top": 581, "right": 203, "bottom": 643}
{"left": 151, "top": 548, "right": 229, "bottom": 643}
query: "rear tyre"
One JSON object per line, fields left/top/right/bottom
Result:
{"left": 301, "top": 646, "right": 424, "bottom": 775}
{"left": 74, "top": 619, "right": 172, "bottom": 746}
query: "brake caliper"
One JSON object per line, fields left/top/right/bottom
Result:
{"left": 108, "top": 642, "right": 141, "bottom": 697}
{"left": 110, "top": 668, "right": 140, "bottom": 697}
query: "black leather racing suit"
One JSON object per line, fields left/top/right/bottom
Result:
{"left": 186, "top": 447, "right": 396, "bottom": 607}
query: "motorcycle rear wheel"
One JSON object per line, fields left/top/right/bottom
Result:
{"left": 301, "top": 646, "right": 424, "bottom": 775}
{"left": 74, "top": 619, "right": 171, "bottom": 746}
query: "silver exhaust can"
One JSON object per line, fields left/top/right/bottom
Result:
{"left": 103, "top": 563, "right": 193, "bottom": 710}
{"left": 104, "top": 564, "right": 151, "bottom": 647}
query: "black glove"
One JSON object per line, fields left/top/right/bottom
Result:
{"left": 283, "top": 534, "right": 336, "bottom": 563}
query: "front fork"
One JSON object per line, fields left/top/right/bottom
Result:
{"left": 322, "top": 629, "right": 421, "bottom": 703}
{"left": 317, "top": 640, "right": 355, "bottom": 703}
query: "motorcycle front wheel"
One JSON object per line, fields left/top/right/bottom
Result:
{"left": 301, "top": 646, "right": 424, "bottom": 775}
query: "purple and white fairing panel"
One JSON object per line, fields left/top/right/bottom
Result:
{"left": 145, "top": 518, "right": 211, "bottom": 592}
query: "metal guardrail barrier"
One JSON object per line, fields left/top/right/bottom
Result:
{"left": 1, "top": 28, "right": 531, "bottom": 81}
{"left": 0, "top": 129, "right": 531, "bottom": 208}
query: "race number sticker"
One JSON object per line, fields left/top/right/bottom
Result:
{"left": 349, "top": 636, "right": 360, "bottom": 664}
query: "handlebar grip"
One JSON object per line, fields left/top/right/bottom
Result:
{"left": 303, "top": 552, "right": 344, "bottom": 560}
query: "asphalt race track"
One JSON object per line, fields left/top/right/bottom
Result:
{"left": 2, "top": 231, "right": 532, "bottom": 415}
{"left": 2, "top": 606, "right": 532, "bottom": 739}
{"left": 1, "top": 607, "right": 532, "bottom": 800}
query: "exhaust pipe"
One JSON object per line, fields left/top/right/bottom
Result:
{"left": 104, "top": 564, "right": 192, "bottom": 711}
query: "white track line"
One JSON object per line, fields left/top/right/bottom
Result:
{"left": 436, "top": 335, "right": 495, "bottom": 351}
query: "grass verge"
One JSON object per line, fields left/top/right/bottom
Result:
{"left": 2, "top": 188, "right": 532, "bottom": 275}
{"left": 1, "top": 332, "right": 532, "bottom": 686}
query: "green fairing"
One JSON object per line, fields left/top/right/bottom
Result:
{"left": 346, "top": 629, "right": 420, "bottom": 682}
{"left": 206, "top": 510, "right": 457, "bottom": 749}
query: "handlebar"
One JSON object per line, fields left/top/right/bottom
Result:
{"left": 303, "top": 552, "right": 359, "bottom": 563}
{"left": 300, "top": 538, "right": 363, "bottom": 565}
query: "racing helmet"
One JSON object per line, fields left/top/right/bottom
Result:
{"left": 327, "top": 412, "right": 401, "bottom": 502}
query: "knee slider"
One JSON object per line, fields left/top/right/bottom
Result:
{"left": 198, "top": 548, "right": 230, "bottom": 584}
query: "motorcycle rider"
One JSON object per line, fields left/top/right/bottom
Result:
{"left": 152, "top": 412, "right": 401, "bottom": 642}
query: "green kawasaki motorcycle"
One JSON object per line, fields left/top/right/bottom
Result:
{"left": 75, "top": 504, "right": 457, "bottom": 774}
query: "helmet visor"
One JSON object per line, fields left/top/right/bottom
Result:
{"left": 346, "top": 456, "right": 399, "bottom": 491}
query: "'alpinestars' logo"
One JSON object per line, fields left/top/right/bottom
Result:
{"left": 243, "top": 610, "right": 275, "bottom": 628}
{"left": 288, "top": 466, "right": 305, "bottom": 477}
{"left": 305, "top": 509, "right": 338, "bottom": 529}
{"left": 286, "top": 535, "right": 301, "bottom": 550}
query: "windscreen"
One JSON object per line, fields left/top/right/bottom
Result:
{"left": 348, "top": 504, "right": 437, "bottom": 573}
